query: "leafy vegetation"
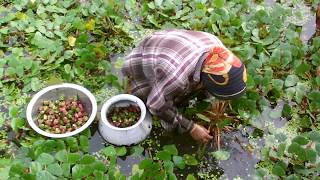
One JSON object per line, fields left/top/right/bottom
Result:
{"left": 0, "top": 0, "right": 319, "bottom": 179}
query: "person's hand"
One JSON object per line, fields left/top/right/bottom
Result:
{"left": 190, "top": 123, "right": 213, "bottom": 143}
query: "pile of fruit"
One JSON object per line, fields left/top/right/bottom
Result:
{"left": 107, "top": 104, "right": 141, "bottom": 128}
{"left": 36, "top": 96, "right": 89, "bottom": 134}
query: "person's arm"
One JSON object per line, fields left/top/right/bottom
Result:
{"left": 147, "top": 77, "right": 212, "bottom": 143}
{"left": 152, "top": 101, "right": 194, "bottom": 132}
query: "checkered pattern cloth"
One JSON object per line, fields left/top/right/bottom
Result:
{"left": 122, "top": 29, "right": 225, "bottom": 132}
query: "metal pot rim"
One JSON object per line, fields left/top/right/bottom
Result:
{"left": 100, "top": 94, "right": 147, "bottom": 131}
{"left": 26, "top": 83, "right": 97, "bottom": 138}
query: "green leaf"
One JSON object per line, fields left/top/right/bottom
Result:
{"left": 277, "top": 143, "right": 286, "bottom": 157}
{"left": 156, "top": 150, "right": 171, "bottom": 161}
{"left": 196, "top": 113, "right": 211, "bottom": 122}
{"left": 284, "top": 75, "right": 299, "bottom": 87}
{"left": 36, "top": 170, "right": 57, "bottom": 180}
{"left": 211, "top": 150, "right": 230, "bottom": 160}
{"left": 306, "top": 149, "right": 317, "bottom": 163}
{"left": 55, "top": 150, "right": 68, "bottom": 162}
{"left": 92, "top": 161, "right": 107, "bottom": 172}
{"left": 163, "top": 145, "right": 178, "bottom": 156}
{"left": 30, "top": 161, "right": 42, "bottom": 174}
{"left": 79, "top": 135, "right": 89, "bottom": 152}
{"left": 9, "top": 106, "right": 19, "bottom": 118}
{"left": 31, "top": 77, "right": 42, "bottom": 91}
{"left": 36, "top": 153, "right": 55, "bottom": 165}
{"left": 183, "top": 154, "right": 198, "bottom": 166}
{"left": 131, "top": 145, "right": 144, "bottom": 157}
{"left": 286, "top": 174, "right": 300, "bottom": 180}
{"left": 295, "top": 63, "right": 311, "bottom": 77}
{"left": 72, "top": 164, "right": 93, "bottom": 179}
{"left": 47, "top": 163, "right": 63, "bottom": 176}
{"left": 61, "top": 163, "right": 70, "bottom": 177}
{"left": 212, "top": 0, "right": 225, "bottom": 8}
{"left": 101, "top": 146, "right": 117, "bottom": 157}
{"left": 65, "top": 137, "right": 78, "bottom": 151}
{"left": 67, "top": 153, "right": 81, "bottom": 164}
{"left": 272, "top": 79, "right": 284, "bottom": 90}
{"left": 64, "top": 64, "right": 71, "bottom": 74}
{"left": 288, "top": 142, "right": 306, "bottom": 161}
{"left": 282, "top": 103, "right": 292, "bottom": 118}
{"left": 308, "top": 131, "right": 320, "bottom": 142}
{"left": 163, "top": 161, "right": 174, "bottom": 172}
{"left": 308, "top": 91, "right": 320, "bottom": 103}
{"left": 79, "top": 154, "right": 96, "bottom": 164}
{"left": 186, "top": 174, "right": 197, "bottom": 180}
{"left": 116, "top": 147, "right": 127, "bottom": 156}
{"left": 272, "top": 163, "right": 285, "bottom": 176}
{"left": 139, "top": 158, "right": 153, "bottom": 169}
{"left": 316, "top": 143, "right": 320, "bottom": 154}
{"left": 173, "top": 156, "right": 185, "bottom": 169}
{"left": 11, "top": 118, "right": 25, "bottom": 132}
{"left": 292, "top": 135, "right": 309, "bottom": 145}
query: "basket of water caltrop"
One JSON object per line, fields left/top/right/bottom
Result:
{"left": 26, "top": 83, "right": 97, "bottom": 138}
{"left": 99, "top": 94, "right": 152, "bottom": 146}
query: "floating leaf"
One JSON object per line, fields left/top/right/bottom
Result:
{"left": 11, "top": 118, "right": 25, "bottom": 132}
{"left": 79, "top": 154, "right": 95, "bottom": 164}
{"left": 163, "top": 145, "right": 178, "bottom": 156}
{"left": 211, "top": 150, "right": 230, "bottom": 161}
{"left": 101, "top": 146, "right": 117, "bottom": 157}
{"left": 55, "top": 150, "right": 68, "bottom": 162}
{"left": 36, "top": 170, "right": 56, "bottom": 180}
{"left": 36, "top": 153, "right": 55, "bottom": 165}
{"left": 272, "top": 163, "right": 285, "bottom": 177}
{"left": 183, "top": 154, "right": 198, "bottom": 166}
{"left": 186, "top": 174, "right": 197, "bottom": 180}
{"left": 284, "top": 75, "right": 299, "bottom": 87}
{"left": 295, "top": 63, "right": 311, "bottom": 78}
{"left": 292, "top": 135, "right": 309, "bottom": 145}
{"left": 116, "top": 147, "right": 127, "bottom": 156}
{"left": 139, "top": 158, "right": 153, "bottom": 169}
{"left": 31, "top": 77, "right": 42, "bottom": 91}
{"left": 9, "top": 106, "right": 19, "bottom": 118}
{"left": 315, "top": 143, "right": 320, "bottom": 154}
{"left": 308, "top": 131, "right": 320, "bottom": 142}
{"left": 173, "top": 156, "right": 185, "bottom": 169}
{"left": 288, "top": 142, "right": 306, "bottom": 161}
{"left": 306, "top": 149, "right": 317, "bottom": 163}
{"left": 67, "top": 153, "right": 81, "bottom": 164}
{"left": 212, "top": 0, "right": 225, "bottom": 8}
{"left": 131, "top": 145, "right": 144, "bottom": 157}
{"left": 156, "top": 150, "right": 171, "bottom": 161}
{"left": 79, "top": 135, "right": 89, "bottom": 152}
{"left": 47, "top": 163, "right": 63, "bottom": 176}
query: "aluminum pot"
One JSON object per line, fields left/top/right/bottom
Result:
{"left": 99, "top": 94, "right": 152, "bottom": 146}
{"left": 26, "top": 83, "right": 97, "bottom": 138}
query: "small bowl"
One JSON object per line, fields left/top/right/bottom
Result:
{"left": 99, "top": 94, "right": 152, "bottom": 146}
{"left": 26, "top": 83, "right": 97, "bottom": 138}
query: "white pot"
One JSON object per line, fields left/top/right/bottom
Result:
{"left": 26, "top": 83, "right": 97, "bottom": 138}
{"left": 99, "top": 94, "right": 152, "bottom": 146}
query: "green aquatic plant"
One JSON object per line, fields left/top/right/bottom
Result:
{"left": 0, "top": 0, "right": 320, "bottom": 179}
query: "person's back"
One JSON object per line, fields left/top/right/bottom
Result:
{"left": 122, "top": 29, "right": 224, "bottom": 105}
{"left": 122, "top": 29, "right": 246, "bottom": 143}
